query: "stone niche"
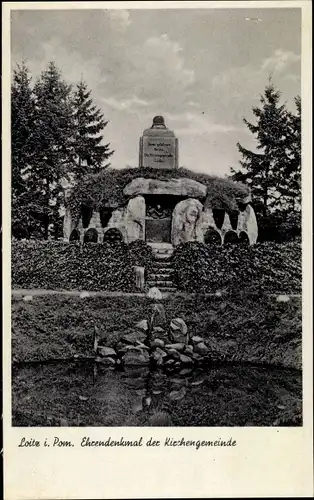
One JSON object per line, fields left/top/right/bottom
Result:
{"left": 139, "top": 116, "right": 178, "bottom": 169}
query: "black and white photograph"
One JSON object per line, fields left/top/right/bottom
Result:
{"left": 9, "top": 4, "right": 305, "bottom": 432}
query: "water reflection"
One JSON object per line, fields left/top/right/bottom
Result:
{"left": 12, "top": 361, "right": 302, "bottom": 427}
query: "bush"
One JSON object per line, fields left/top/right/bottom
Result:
{"left": 68, "top": 166, "right": 250, "bottom": 214}
{"left": 172, "top": 240, "right": 301, "bottom": 294}
{"left": 256, "top": 211, "right": 301, "bottom": 243}
{"left": 128, "top": 240, "right": 154, "bottom": 273}
{"left": 12, "top": 239, "right": 136, "bottom": 291}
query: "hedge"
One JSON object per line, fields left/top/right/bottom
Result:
{"left": 68, "top": 166, "right": 249, "bottom": 214}
{"left": 11, "top": 239, "right": 153, "bottom": 291}
{"left": 172, "top": 240, "right": 302, "bottom": 294}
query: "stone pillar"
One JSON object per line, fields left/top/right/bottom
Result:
{"left": 63, "top": 207, "right": 73, "bottom": 241}
{"left": 237, "top": 204, "right": 258, "bottom": 244}
{"left": 88, "top": 211, "right": 104, "bottom": 243}
{"left": 134, "top": 266, "right": 145, "bottom": 291}
{"left": 124, "top": 195, "right": 146, "bottom": 243}
{"left": 63, "top": 187, "right": 74, "bottom": 241}
{"left": 77, "top": 218, "right": 85, "bottom": 244}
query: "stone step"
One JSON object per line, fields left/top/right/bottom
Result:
{"left": 153, "top": 259, "right": 173, "bottom": 265}
{"left": 147, "top": 280, "right": 174, "bottom": 288}
{"left": 153, "top": 254, "right": 173, "bottom": 260}
{"left": 150, "top": 273, "right": 173, "bottom": 280}
{"left": 160, "top": 287, "right": 177, "bottom": 293}
{"left": 153, "top": 248, "right": 173, "bottom": 254}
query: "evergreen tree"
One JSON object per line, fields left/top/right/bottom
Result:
{"left": 72, "top": 79, "right": 113, "bottom": 179}
{"left": 276, "top": 95, "right": 301, "bottom": 211}
{"left": 231, "top": 81, "right": 290, "bottom": 216}
{"left": 11, "top": 62, "right": 36, "bottom": 235}
{"left": 32, "top": 61, "right": 75, "bottom": 239}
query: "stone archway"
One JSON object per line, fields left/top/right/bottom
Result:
{"left": 84, "top": 228, "right": 98, "bottom": 243}
{"left": 204, "top": 227, "right": 222, "bottom": 246}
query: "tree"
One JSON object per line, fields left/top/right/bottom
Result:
{"left": 11, "top": 62, "right": 36, "bottom": 235}
{"left": 72, "top": 79, "right": 113, "bottom": 180}
{"left": 31, "top": 61, "right": 75, "bottom": 239}
{"left": 276, "top": 95, "right": 301, "bottom": 211}
{"left": 231, "top": 81, "right": 294, "bottom": 216}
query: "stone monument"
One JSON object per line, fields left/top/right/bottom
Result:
{"left": 139, "top": 116, "right": 178, "bottom": 169}
{"left": 63, "top": 116, "right": 258, "bottom": 247}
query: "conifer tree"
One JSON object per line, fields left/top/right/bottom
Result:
{"left": 231, "top": 81, "right": 290, "bottom": 216}
{"left": 72, "top": 79, "right": 113, "bottom": 180}
{"left": 11, "top": 62, "right": 36, "bottom": 234}
{"left": 276, "top": 95, "right": 301, "bottom": 211}
{"left": 32, "top": 61, "right": 75, "bottom": 238}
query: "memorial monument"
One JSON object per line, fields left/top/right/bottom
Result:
{"left": 64, "top": 116, "right": 258, "bottom": 247}
{"left": 139, "top": 115, "right": 178, "bottom": 169}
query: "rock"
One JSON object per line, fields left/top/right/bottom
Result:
{"left": 124, "top": 177, "right": 206, "bottom": 199}
{"left": 98, "top": 346, "right": 116, "bottom": 357}
{"left": 154, "top": 347, "right": 167, "bottom": 358}
{"left": 191, "top": 335, "right": 204, "bottom": 344}
{"left": 124, "top": 195, "right": 145, "bottom": 243}
{"left": 147, "top": 287, "right": 162, "bottom": 300}
{"left": 179, "top": 354, "right": 193, "bottom": 364}
{"left": 164, "top": 359, "right": 175, "bottom": 366}
{"left": 194, "top": 342, "right": 209, "bottom": 355}
{"left": 172, "top": 198, "right": 204, "bottom": 246}
{"left": 165, "top": 343, "right": 185, "bottom": 352}
{"left": 135, "top": 320, "right": 149, "bottom": 331}
{"left": 115, "top": 341, "right": 126, "bottom": 352}
{"left": 167, "top": 348, "right": 181, "bottom": 360}
{"left": 169, "top": 387, "right": 187, "bottom": 401}
{"left": 122, "top": 350, "right": 150, "bottom": 366}
{"left": 135, "top": 341, "right": 150, "bottom": 350}
{"left": 191, "top": 379, "right": 204, "bottom": 386}
{"left": 120, "top": 345, "right": 143, "bottom": 353}
{"left": 23, "top": 295, "right": 33, "bottom": 302}
{"left": 95, "top": 356, "right": 116, "bottom": 365}
{"left": 169, "top": 318, "right": 189, "bottom": 344}
{"left": 276, "top": 295, "right": 290, "bottom": 303}
{"left": 179, "top": 368, "right": 193, "bottom": 375}
{"left": 170, "top": 318, "right": 188, "bottom": 335}
{"left": 151, "top": 338, "right": 165, "bottom": 349}
{"left": 153, "top": 326, "right": 166, "bottom": 333}
{"left": 122, "top": 331, "right": 146, "bottom": 344}
{"left": 184, "top": 345, "right": 194, "bottom": 355}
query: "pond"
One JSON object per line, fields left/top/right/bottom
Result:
{"left": 12, "top": 361, "right": 302, "bottom": 427}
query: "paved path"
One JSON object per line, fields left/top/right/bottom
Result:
{"left": 11, "top": 289, "right": 302, "bottom": 298}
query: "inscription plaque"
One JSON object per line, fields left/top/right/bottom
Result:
{"left": 139, "top": 116, "right": 178, "bottom": 169}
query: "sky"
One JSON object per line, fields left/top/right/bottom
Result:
{"left": 11, "top": 7, "right": 301, "bottom": 177}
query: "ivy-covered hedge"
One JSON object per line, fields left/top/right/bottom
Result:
{"left": 68, "top": 166, "right": 249, "bottom": 214}
{"left": 172, "top": 240, "right": 302, "bottom": 294}
{"left": 128, "top": 240, "right": 155, "bottom": 274}
{"left": 12, "top": 239, "right": 153, "bottom": 291}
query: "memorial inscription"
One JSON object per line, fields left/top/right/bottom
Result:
{"left": 139, "top": 116, "right": 178, "bottom": 169}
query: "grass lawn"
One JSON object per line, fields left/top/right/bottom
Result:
{"left": 12, "top": 293, "right": 301, "bottom": 368}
